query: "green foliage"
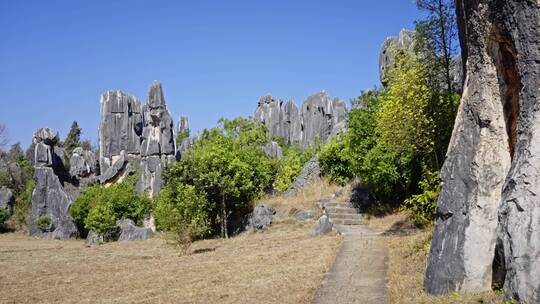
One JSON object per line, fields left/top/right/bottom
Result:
{"left": 319, "top": 135, "right": 353, "bottom": 186}
{"left": 37, "top": 215, "right": 51, "bottom": 232}
{"left": 164, "top": 117, "right": 274, "bottom": 238}
{"left": 154, "top": 183, "right": 210, "bottom": 236}
{"left": 9, "top": 179, "right": 34, "bottom": 230}
{"left": 63, "top": 121, "right": 82, "bottom": 156}
{"left": 0, "top": 170, "right": 11, "bottom": 188}
{"left": 177, "top": 129, "right": 190, "bottom": 146}
{"left": 273, "top": 144, "right": 317, "bottom": 192}
{"left": 402, "top": 168, "right": 440, "bottom": 227}
{"left": 70, "top": 173, "right": 151, "bottom": 234}
{"left": 0, "top": 208, "right": 9, "bottom": 224}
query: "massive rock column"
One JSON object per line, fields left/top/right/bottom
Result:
{"left": 425, "top": 1, "right": 540, "bottom": 302}
{"left": 30, "top": 128, "right": 78, "bottom": 239}
{"left": 137, "top": 81, "right": 176, "bottom": 197}
{"left": 283, "top": 100, "right": 302, "bottom": 145}
{"left": 254, "top": 95, "right": 285, "bottom": 139}
{"left": 301, "top": 92, "right": 346, "bottom": 148}
{"left": 98, "top": 90, "right": 145, "bottom": 184}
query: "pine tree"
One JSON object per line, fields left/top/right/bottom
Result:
{"left": 63, "top": 121, "right": 82, "bottom": 156}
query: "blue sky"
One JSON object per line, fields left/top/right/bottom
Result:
{"left": 0, "top": 0, "right": 420, "bottom": 149}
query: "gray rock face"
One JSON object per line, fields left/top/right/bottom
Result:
{"left": 262, "top": 141, "right": 283, "bottom": 159}
{"left": 116, "top": 219, "right": 152, "bottom": 241}
{"left": 98, "top": 90, "right": 145, "bottom": 174}
{"left": 425, "top": 1, "right": 540, "bottom": 302}
{"left": 254, "top": 92, "right": 347, "bottom": 148}
{"left": 247, "top": 204, "right": 276, "bottom": 230}
{"left": 379, "top": 29, "right": 415, "bottom": 85}
{"left": 0, "top": 187, "right": 14, "bottom": 215}
{"left": 311, "top": 215, "right": 333, "bottom": 236}
{"left": 30, "top": 128, "right": 78, "bottom": 239}
{"left": 69, "top": 147, "right": 97, "bottom": 178}
{"left": 99, "top": 150, "right": 131, "bottom": 184}
{"left": 137, "top": 81, "right": 176, "bottom": 197}
{"left": 177, "top": 116, "right": 189, "bottom": 138}
{"left": 84, "top": 229, "right": 120, "bottom": 247}
{"left": 177, "top": 136, "right": 198, "bottom": 159}
{"left": 294, "top": 210, "right": 317, "bottom": 221}
{"left": 285, "top": 156, "right": 321, "bottom": 196}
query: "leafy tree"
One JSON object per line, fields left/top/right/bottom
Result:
{"left": 273, "top": 144, "right": 318, "bottom": 192}
{"left": 402, "top": 167, "right": 440, "bottom": 227}
{"left": 7, "top": 143, "right": 24, "bottom": 162}
{"left": 62, "top": 121, "right": 82, "bottom": 156}
{"left": 164, "top": 117, "right": 274, "bottom": 238}
{"left": 319, "top": 135, "right": 353, "bottom": 186}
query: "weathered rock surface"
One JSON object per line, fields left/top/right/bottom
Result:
{"left": 99, "top": 150, "right": 131, "bottom": 184}
{"left": 247, "top": 204, "right": 276, "bottom": 230}
{"left": 0, "top": 187, "right": 14, "bottom": 215}
{"left": 84, "top": 229, "right": 120, "bottom": 247}
{"left": 294, "top": 210, "right": 317, "bottom": 221}
{"left": 30, "top": 128, "right": 78, "bottom": 239}
{"left": 177, "top": 136, "right": 198, "bottom": 159}
{"left": 262, "top": 141, "right": 283, "bottom": 159}
{"left": 425, "top": 1, "right": 540, "bottom": 302}
{"left": 116, "top": 219, "right": 152, "bottom": 241}
{"left": 177, "top": 116, "right": 189, "bottom": 137}
{"left": 379, "top": 29, "right": 414, "bottom": 85}
{"left": 137, "top": 81, "right": 176, "bottom": 197}
{"left": 98, "top": 90, "right": 144, "bottom": 174}
{"left": 254, "top": 92, "right": 347, "bottom": 148}
{"left": 69, "top": 147, "right": 98, "bottom": 179}
{"left": 285, "top": 156, "right": 321, "bottom": 196}
{"left": 311, "top": 215, "right": 333, "bottom": 236}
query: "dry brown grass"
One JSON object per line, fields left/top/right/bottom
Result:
{"left": 375, "top": 214, "right": 505, "bottom": 304}
{"left": 0, "top": 221, "right": 341, "bottom": 304}
{"left": 259, "top": 179, "right": 342, "bottom": 218}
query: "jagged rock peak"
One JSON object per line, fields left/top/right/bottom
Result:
{"left": 32, "top": 127, "right": 59, "bottom": 146}
{"left": 379, "top": 29, "right": 415, "bottom": 85}
{"left": 148, "top": 80, "right": 166, "bottom": 108}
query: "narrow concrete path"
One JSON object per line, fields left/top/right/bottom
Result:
{"left": 312, "top": 224, "right": 388, "bottom": 304}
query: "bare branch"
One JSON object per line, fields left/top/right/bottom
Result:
{"left": 0, "top": 124, "right": 8, "bottom": 148}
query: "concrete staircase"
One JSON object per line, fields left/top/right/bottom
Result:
{"left": 322, "top": 200, "right": 362, "bottom": 227}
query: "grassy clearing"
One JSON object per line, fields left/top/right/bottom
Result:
{"left": 365, "top": 213, "right": 505, "bottom": 304}
{"left": 0, "top": 221, "right": 341, "bottom": 304}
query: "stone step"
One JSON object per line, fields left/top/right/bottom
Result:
{"left": 331, "top": 218, "right": 363, "bottom": 225}
{"left": 328, "top": 213, "right": 363, "bottom": 220}
{"left": 324, "top": 201, "right": 354, "bottom": 208}
{"left": 326, "top": 207, "right": 358, "bottom": 214}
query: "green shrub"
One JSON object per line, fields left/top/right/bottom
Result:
{"left": 319, "top": 135, "right": 354, "bottom": 186}
{"left": 0, "top": 208, "right": 9, "bottom": 224}
{"left": 165, "top": 117, "right": 274, "bottom": 238}
{"left": 402, "top": 168, "right": 440, "bottom": 227}
{"left": 8, "top": 179, "right": 34, "bottom": 230}
{"left": 70, "top": 173, "right": 151, "bottom": 234}
{"left": 37, "top": 215, "right": 51, "bottom": 232}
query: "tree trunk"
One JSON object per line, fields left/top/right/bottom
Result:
{"left": 221, "top": 196, "right": 228, "bottom": 239}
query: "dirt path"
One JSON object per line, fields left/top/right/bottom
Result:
{"left": 312, "top": 224, "right": 388, "bottom": 304}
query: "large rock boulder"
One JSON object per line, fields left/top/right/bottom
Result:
{"left": 311, "top": 215, "right": 333, "bottom": 236}
{"left": 116, "top": 219, "right": 152, "bottom": 241}
{"left": 247, "top": 204, "right": 276, "bottom": 230}
{"left": 425, "top": 1, "right": 540, "bottom": 302}
{"left": 0, "top": 187, "right": 14, "bottom": 215}
{"left": 262, "top": 141, "right": 283, "bottom": 159}
{"left": 30, "top": 128, "right": 78, "bottom": 239}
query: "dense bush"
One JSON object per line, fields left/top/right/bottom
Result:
{"left": 0, "top": 208, "right": 8, "bottom": 225}
{"left": 402, "top": 168, "right": 440, "bottom": 227}
{"left": 70, "top": 173, "right": 151, "bottom": 234}
{"left": 164, "top": 117, "right": 275, "bottom": 238}
{"left": 319, "top": 135, "right": 353, "bottom": 186}
{"left": 37, "top": 215, "right": 51, "bottom": 232}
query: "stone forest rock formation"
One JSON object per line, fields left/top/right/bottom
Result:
{"left": 137, "top": 81, "right": 176, "bottom": 197}
{"left": 254, "top": 92, "right": 347, "bottom": 148}
{"left": 425, "top": 1, "right": 540, "bottom": 302}
{"left": 30, "top": 128, "right": 79, "bottom": 239}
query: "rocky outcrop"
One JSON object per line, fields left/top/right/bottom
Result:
{"left": 311, "top": 215, "right": 333, "bottom": 236}
{"left": 246, "top": 204, "right": 276, "bottom": 231}
{"left": 177, "top": 116, "right": 189, "bottom": 137}
{"left": 379, "top": 29, "right": 414, "bottom": 85}
{"left": 137, "top": 81, "right": 176, "bottom": 197}
{"left": 285, "top": 156, "right": 321, "bottom": 196}
{"left": 0, "top": 187, "right": 14, "bottom": 215}
{"left": 98, "top": 90, "right": 144, "bottom": 174}
{"left": 254, "top": 92, "right": 347, "bottom": 148}
{"left": 425, "top": 1, "right": 540, "bottom": 302}
{"left": 30, "top": 128, "right": 78, "bottom": 239}
{"left": 69, "top": 147, "right": 98, "bottom": 187}
{"left": 116, "top": 219, "right": 153, "bottom": 241}
{"left": 262, "top": 141, "right": 283, "bottom": 159}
